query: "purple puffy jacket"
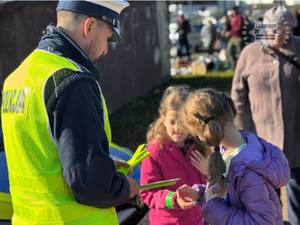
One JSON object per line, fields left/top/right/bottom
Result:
{"left": 202, "top": 131, "right": 290, "bottom": 225}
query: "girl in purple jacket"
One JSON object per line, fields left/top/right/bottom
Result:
{"left": 177, "top": 88, "right": 290, "bottom": 225}
{"left": 140, "top": 86, "right": 208, "bottom": 225}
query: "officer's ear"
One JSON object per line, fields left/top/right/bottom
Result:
{"left": 83, "top": 17, "right": 97, "bottom": 38}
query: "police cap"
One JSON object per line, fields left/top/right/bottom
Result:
{"left": 56, "top": 0, "right": 129, "bottom": 42}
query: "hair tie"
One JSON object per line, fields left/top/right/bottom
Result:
{"left": 194, "top": 112, "right": 214, "bottom": 124}
{"left": 214, "top": 146, "right": 220, "bottom": 152}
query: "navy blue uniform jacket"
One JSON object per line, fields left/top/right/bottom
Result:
{"left": 37, "top": 25, "right": 129, "bottom": 208}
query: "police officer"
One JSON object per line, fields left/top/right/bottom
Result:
{"left": 1, "top": 1, "right": 139, "bottom": 224}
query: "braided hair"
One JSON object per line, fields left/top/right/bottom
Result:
{"left": 181, "top": 88, "right": 237, "bottom": 193}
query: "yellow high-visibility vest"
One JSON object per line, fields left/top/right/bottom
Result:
{"left": 1, "top": 49, "right": 117, "bottom": 225}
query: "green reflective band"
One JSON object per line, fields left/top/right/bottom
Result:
{"left": 166, "top": 192, "right": 175, "bottom": 209}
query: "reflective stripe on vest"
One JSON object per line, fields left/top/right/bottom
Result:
{"left": 1, "top": 49, "right": 117, "bottom": 225}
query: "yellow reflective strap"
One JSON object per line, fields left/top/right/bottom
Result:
{"left": 13, "top": 202, "right": 117, "bottom": 224}
{"left": 9, "top": 173, "right": 70, "bottom": 193}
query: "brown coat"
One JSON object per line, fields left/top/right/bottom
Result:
{"left": 231, "top": 36, "right": 300, "bottom": 168}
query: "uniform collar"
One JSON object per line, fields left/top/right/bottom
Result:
{"left": 37, "top": 25, "right": 99, "bottom": 78}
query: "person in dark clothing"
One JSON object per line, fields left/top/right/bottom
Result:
{"left": 220, "top": 15, "right": 231, "bottom": 50}
{"left": 1, "top": 1, "right": 139, "bottom": 224}
{"left": 177, "top": 14, "right": 191, "bottom": 59}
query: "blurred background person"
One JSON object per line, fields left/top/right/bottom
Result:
{"left": 225, "top": 6, "right": 243, "bottom": 69}
{"left": 219, "top": 14, "right": 231, "bottom": 50}
{"left": 176, "top": 14, "right": 192, "bottom": 60}
{"left": 200, "top": 17, "right": 217, "bottom": 54}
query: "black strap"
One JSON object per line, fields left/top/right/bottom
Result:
{"left": 0, "top": 125, "right": 3, "bottom": 153}
{"left": 267, "top": 46, "right": 300, "bottom": 71}
{"left": 44, "top": 68, "right": 97, "bottom": 114}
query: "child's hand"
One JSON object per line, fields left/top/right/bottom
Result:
{"left": 177, "top": 184, "right": 199, "bottom": 201}
{"left": 176, "top": 195, "right": 194, "bottom": 209}
{"left": 176, "top": 184, "right": 198, "bottom": 209}
{"left": 190, "top": 150, "right": 209, "bottom": 176}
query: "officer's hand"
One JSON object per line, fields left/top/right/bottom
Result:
{"left": 126, "top": 176, "right": 139, "bottom": 198}
{"left": 114, "top": 159, "right": 133, "bottom": 175}
{"left": 114, "top": 159, "right": 129, "bottom": 169}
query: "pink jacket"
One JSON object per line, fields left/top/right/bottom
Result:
{"left": 140, "top": 140, "right": 207, "bottom": 225}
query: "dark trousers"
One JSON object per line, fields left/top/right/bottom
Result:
{"left": 287, "top": 167, "right": 300, "bottom": 225}
{"left": 177, "top": 38, "right": 190, "bottom": 58}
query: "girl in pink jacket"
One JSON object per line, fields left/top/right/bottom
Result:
{"left": 140, "top": 86, "right": 208, "bottom": 225}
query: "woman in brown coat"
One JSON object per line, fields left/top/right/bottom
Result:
{"left": 231, "top": 6, "right": 300, "bottom": 225}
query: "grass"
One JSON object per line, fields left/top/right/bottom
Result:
{"left": 110, "top": 70, "right": 234, "bottom": 150}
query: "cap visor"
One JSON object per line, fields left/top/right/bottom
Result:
{"left": 109, "top": 27, "right": 121, "bottom": 42}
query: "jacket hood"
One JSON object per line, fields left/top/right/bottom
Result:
{"left": 229, "top": 131, "right": 290, "bottom": 188}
